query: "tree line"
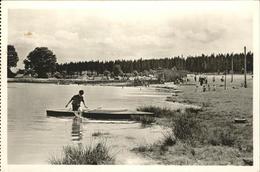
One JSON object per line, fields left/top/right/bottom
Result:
{"left": 57, "top": 53, "right": 253, "bottom": 75}
{"left": 8, "top": 45, "right": 253, "bottom": 78}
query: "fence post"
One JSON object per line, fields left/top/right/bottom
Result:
{"left": 244, "top": 46, "right": 247, "bottom": 88}
{"left": 231, "top": 56, "right": 233, "bottom": 82}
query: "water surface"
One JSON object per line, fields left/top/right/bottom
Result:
{"left": 8, "top": 83, "right": 182, "bottom": 164}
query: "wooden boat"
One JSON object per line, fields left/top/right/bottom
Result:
{"left": 234, "top": 118, "right": 247, "bottom": 123}
{"left": 46, "top": 108, "right": 154, "bottom": 120}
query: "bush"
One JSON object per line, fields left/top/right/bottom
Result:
{"left": 185, "top": 107, "right": 202, "bottom": 114}
{"left": 161, "top": 132, "right": 176, "bottom": 146}
{"left": 172, "top": 112, "right": 205, "bottom": 145}
{"left": 207, "top": 126, "right": 236, "bottom": 146}
{"left": 157, "top": 69, "right": 187, "bottom": 83}
{"left": 53, "top": 72, "right": 64, "bottom": 79}
{"left": 92, "top": 131, "right": 109, "bottom": 137}
{"left": 133, "top": 78, "right": 143, "bottom": 86}
{"left": 49, "top": 141, "right": 114, "bottom": 165}
{"left": 133, "top": 145, "right": 154, "bottom": 152}
{"left": 131, "top": 115, "right": 156, "bottom": 126}
{"left": 137, "top": 106, "right": 175, "bottom": 118}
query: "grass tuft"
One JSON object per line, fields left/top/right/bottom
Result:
{"left": 49, "top": 141, "right": 114, "bottom": 165}
{"left": 131, "top": 115, "right": 156, "bottom": 126}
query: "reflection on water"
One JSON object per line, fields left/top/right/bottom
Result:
{"left": 71, "top": 117, "right": 83, "bottom": 143}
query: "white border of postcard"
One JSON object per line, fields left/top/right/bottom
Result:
{"left": 1, "top": 1, "right": 259, "bottom": 172}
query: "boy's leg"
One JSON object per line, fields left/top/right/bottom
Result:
{"left": 72, "top": 104, "right": 79, "bottom": 111}
{"left": 77, "top": 107, "right": 83, "bottom": 117}
{"left": 72, "top": 104, "right": 82, "bottom": 118}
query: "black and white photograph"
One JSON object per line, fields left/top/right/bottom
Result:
{"left": 1, "top": 0, "right": 259, "bottom": 171}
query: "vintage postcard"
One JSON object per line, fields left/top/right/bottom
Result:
{"left": 0, "top": 1, "right": 259, "bottom": 172}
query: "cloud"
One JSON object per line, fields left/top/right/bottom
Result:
{"left": 184, "top": 27, "right": 225, "bottom": 44}
{"left": 8, "top": 2, "right": 254, "bottom": 68}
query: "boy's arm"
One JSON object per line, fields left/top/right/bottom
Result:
{"left": 82, "top": 98, "right": 87, "bottom": 108}
{"left": 65, "top": 98, "right": 73, "bottom": 108}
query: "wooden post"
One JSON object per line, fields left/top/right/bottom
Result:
{"left": 231, "top": 56, "right": 233, "bottom": 82}
{"left": 244, "top": 46, "right": 247, "bottom": 88}
{"left": 224, "top": 70, "right": 227, "bottom": 90}
{"left": 224, "top": 56, "right": 227, "bottom": 90}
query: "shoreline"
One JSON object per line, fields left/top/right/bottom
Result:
{"left": 7, "top": 78, "right": 160, "bottom": 86}
{"left": 8, "top": 78, "right": 128, "bottom": 84}
{"left": 132, "top": 77, "right": 253, "bottom": 165}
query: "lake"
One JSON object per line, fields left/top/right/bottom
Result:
{"left": 8, "top": 83, "right": 187, "bottom": 164}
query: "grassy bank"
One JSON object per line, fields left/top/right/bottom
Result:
{"left": 132, "top": 77, "right": 253, "bottom": 165}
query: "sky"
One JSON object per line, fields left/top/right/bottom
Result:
{"left": 8, "top": 1, "right": 254, "bottom": 69}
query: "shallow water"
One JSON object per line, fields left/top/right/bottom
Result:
{"left": 8, "top": 83, "right": 183, "bottom": 164}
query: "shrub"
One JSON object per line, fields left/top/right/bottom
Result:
{"left": 49, "top": 141, "right": 114, "bottom": 165}
{"left": 53, "top": 72, "right": 64, "bottom": 79}
{"left": 157, "top": 69, "right": 188, "bottom": 83}
{"left": 161, "top": 131, "right": 176, "bottom": 146}
{"left": 185, "top": 107, "right": 202, "bottom": 114}
{"left": 92, "top": 131, "right": 109, "bottom": 137}
{"left": 202, "top": 102, "right": 210, "bottom": 108}
{"left": 220, "top": 132, "right": 236, "bottom": 146}
{"left": 137, "top": 106, "right": 175, "bottom": 118}
{"left": 172, "top": 112, "right": 205, "bottom": 145}
{"left": 131, "top": 115, "right": 156, "bottom": 126}
{"left": 132, "top": 144, "right": 153, "bottom": 152}
{"left": 207, "top": 126, "right": 236, "bottom": 146}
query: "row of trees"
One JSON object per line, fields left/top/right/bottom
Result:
{"left": 8, "top": 45, "right": 253, "bottom": 78}
{"left": 57, "top": 53, "right": 253, "bottom": 75}
{"left": 185, "top": 53, "right": 253, "bottom": 73}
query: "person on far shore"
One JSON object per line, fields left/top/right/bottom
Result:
{"left": 221, "top": 76, "right": 224, "bottom": 82}
{"left": 195, "top": 84, "right": 199, "bottom": 92}
{"left": 199, "top": 77, "right": 204, "bottom": 86}
{"left": 213, "top": 84, "right": 216, "bottom": 91}
{"left": 202, "top": 84, "right": 206, "bottom": 92}
{"left": 208, "top": 84, "right": 211, "bottom": 91}
{"left": 65, "top": 90, "right": 87, "bottom": 111}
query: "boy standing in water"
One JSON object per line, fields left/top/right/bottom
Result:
{"left": 65, "top": 90, "right": 87, "bottom": 111}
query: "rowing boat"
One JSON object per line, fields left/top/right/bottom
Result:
{"left": 46, "top": 108, "right": 154, "bottom": 119}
